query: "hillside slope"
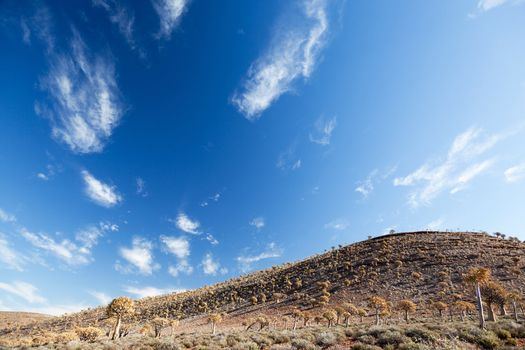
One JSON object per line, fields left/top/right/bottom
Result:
{"left": 2, "top": 231, "right": 525, "bottom": 338}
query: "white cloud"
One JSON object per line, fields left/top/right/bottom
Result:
{"left": 324, "top": 218, "right": 349, "bottom": 231}
{"left": 249, "top": 217, "right": 265, "bottom": 230}
{"left": 232, "top": 0, "right": 331, "bottom": 119}
{"left": 82, "top": 170, "right": 122, "bottom": 208}
{"left": 236, "top": 243, "right": 282, "bottom": 272}
{"left": 118, "top": 237, "right": 159, "bottom": 275}
{"left": 21, "top": 229, "right": 91, "bottom": 265}
{"left": 28, "top": 303, "right": 87, "bottom": 316}
{"left": 477, "top": 0, "right": 511, "bottom": 11}
{"left": 427, "top": 218, "right": 445, "bottom": 231}
{"left": 89, "top": 291, "right": 112, "bottom": 305}
{"left": 123, "top": 286, "right": 182, "bottom": 299}
{"left": 0, "top": 238, "right": 24, "bottom": 271}
{"left": 174, "top": 213, "right": 200, "bottom": 234}
{"left": 136, "top": 177, "right": 148, "bottom": 197}
{"left": 0, "top": 281, "right": 46, "bottom": 304}
{"left": 200, "top": 193, "right": 220, "bottom": 207}
{"left": 393, "top": 127, "right": 509, "bottom": 207}
{"left": 161, "top": 235, "right": 189, "bottom": 259}
{"left": 309, "top": 116, "right": 336, "bottom": 145}
{"left": 355, "top": 169, "right": 377, "bottom": 199}
{"left": 38, "top": 32, "right": 123, "bottom": 153}
{"left": 202, "top": 253, "right": 223, "bottom": 275}
{"left": 277, "top": 146, "right": 302, "bottom": 171}
{"left": 168, "top": 260, "right": 193, "bottom": 277}
{"left": 205, "top": 233, "right": 219, "bottom": 245}
{"left": 152, "top": 0, "right": 189, "bottom": 39}
{"left": 0, "top": 208, "right": 16, "bottom": 223}
{"left": 93, "top": 0, "right": 139, "bottom": 52}
{"left": 504, "top": 163, "right": 525, "bottom": 183}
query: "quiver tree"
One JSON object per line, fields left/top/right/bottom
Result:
{"left": 507, "top": 292, "right": 522, "bottom": 322}
{"left": 464, "top": 267, "right": 491, "bottom": 329}
{"left": 454, "top": 301, "right": 476, "bottom": 321}
{"left": 208, "top": 313, "right": 222, "bottom": 334}
{"left": 397, "top": 300, "right": 416, "bottom": 323}
{"left": 291, "top": 310, "right": 303, "bottom": 330}
{"left": 151, "top": 317, "right": 169, "bottom": 338}
{"left": 433, "top": 302, "right": 448, "bottom": 319}
{"left": 106, "top": 297, "right": 135, "bottom": 340}
{"left": 323, "top": 309, "right": 337, "bottom": 328}
{"left": 481, "top": 281, "right": 506, "bottom": 322}
{"left": 357, "top": 308, "right": 367, "bottom": 323}
{"left": 367, "top": 296, "right": 388, "bottom": 325}
{"left": 334, "top": 306, "right": 346, "bottom": 325}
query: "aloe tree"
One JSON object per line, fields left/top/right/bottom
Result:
{"left": 464, "top": 267, "right": 491, "bottom": 329}
{"left": 106, "top": 297, "right": 135, "bottom": 340}
{"left": 367, "top": 296, "right": 388, "bottom": 325}
{"left": 397, "top": 300, "right": 416, "bottom": 323}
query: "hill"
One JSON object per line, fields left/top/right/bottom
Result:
{"left": 1, "top": 231, "right": 525, "bottom": 348}
{"left": 0, "top": 312, "right": 52, "bottom": 329}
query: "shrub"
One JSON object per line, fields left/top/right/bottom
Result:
{"left": 291, "top": 338, "right": 318, "bottom": 350}
{"left": 315, "top": 332, "right": 337, "bottom": 347}
{"left": 351, "top": 342, "right": 382, "bottom": 350}
{"left": 55, "top": 331, "right": 78, "bottom": 343}
{"left": 76, "top": 326, "right": 103, "bottom": 342}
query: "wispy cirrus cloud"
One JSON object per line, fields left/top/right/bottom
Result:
{"left": 152, "top": 0, "right": 189, "bottom": 39}
{"left": 249, "top": 217, "right": 265, "bottom": 230}
{"left": 236, "top": 243, "right": 282, "bottom": 272}
{"left": 232, "top": 0, "right": 332, "bottom": 119}
{"left": 0, "top": 237, "right": 24, "bottom": 271}
{"left": 81, "top": 170, "right": 122, "bottom": 208}
{"left": 277, "top": 145, "right": 302, "bottom": 172}
{"left": 124, "top": 285, "right": 184, "bottom": 299}
{"left": 136, "top": 177, "right": 148, "bottom": 197}
{"left": 324, "top": 218, "right": 349, "bottom": 231}
{"left": 117, "top": 237, "right": 159, "bottom": 275}
{"left": 355, "top": 166, "right": 397, "bottom": 199}
{"left": 173, "top": 213, "right": 200, "bottom": 234}
{"left": 0, "top": 281, "right": 46, "bottom": 304}
{"left": 0, "top": 208, "right": 16, "bottom": 223}
{"left": 20, "top": 223, "right": 112, "bottom": 267}
{"left": 21, "top": 229, "right": 91, "bottom": 266}
{"left": 504, "top": 163, "right": 525, "bottom": 183}
{"left": 393, "top": 127, "right": 511, "bottom": 207}
{"left": 89, "top": 291, "right": 112, "bottom": 305}
{"left": 92, "top": 0, "right": 141, "bottom": 54}
{"left": 37, "top": 31, "right": 124, "bottom": 154}
{"left": 309, "top": 116, "right": 336, "bottom": 145}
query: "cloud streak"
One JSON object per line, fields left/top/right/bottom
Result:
{"left": 38, "top": 32, "right": 124, "bottom": 154}
{"left": 236, "top": 243, "right": 282, "bottom": 272}
{"left": 82, "top": 170, "right": 122, "bottom": 208}
{"left": 232, "top": 0, "right": 331, "bottom": 119}
{"left": 152, "top": 0, "right": 189, "bottom": 39}
{"left": 393, "top": 127, "right": 508, "bottom": 207}
{"left": 309, "top": 116, "right": 336, "bottom": 145}
{"left": 0, "top": 281, "right": 46, "bottom": 304}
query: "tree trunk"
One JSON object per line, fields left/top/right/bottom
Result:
{"left": 499, "top": 304, "right": 507, "bottom": 316}
{"left": 212, "top": 322, "right": 216, "bottom": 335}
{"left": 404, "top": 310, "right": 409, "bottom": 323}
{"left": 345, "top": 318, "right": 350, "bottom": 327}
{"left": 360, "top": 315, "right": 363, "bottom": 323}
{"left": 460, "top": 311, "right": 465, "bottom": 322}
{"left": 475, "top": 283, "right": 486, "bottom": 329}
{"left": 112, "top": 316, "right": 121, "bottom": 340}
{"left": 438, "top": 310, "right": 443, "bottom": 318}
{"left": 487, "top": 303, "right": 497, "bottom": 322}
{"left": 512, "top": 301, "right": 519, "bottom": 322}
{"left": 293, "top": 320, "right": 297, "bottom": 330}
{"left": 375, "top": 309, "right": 380, "bottom": 326}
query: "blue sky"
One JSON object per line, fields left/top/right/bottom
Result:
{"left": 1, "top": 0, "right": 525, "bottom": 315}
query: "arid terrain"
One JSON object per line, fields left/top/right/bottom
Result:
{"left": 1, "top": 231, "right": 525, "bottom": 349}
